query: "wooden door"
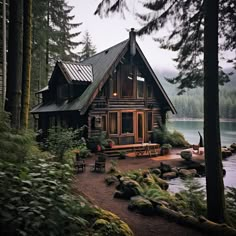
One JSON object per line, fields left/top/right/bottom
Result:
{"left": 136, "top": 112, "right": 144, "bottom": 143}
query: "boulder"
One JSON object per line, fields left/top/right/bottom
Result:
{"left": 221, "top": 148, "right": 232, "bottom": 159}
{"left": 159, "top": 162, "right": 172, "bottom": 173}
{"left": 155, "top": 177, "right": 169, "bottom": 190}
{"left": 180, "top": 150, "right": 192, "bottom": 161}
{"left": 150, "top": 168, "right": 161, "bottom": 176}
{"left": 230, "top": 143, "right": 236, "bottom": 152}
{"left": 105, "top": 175, "right": 118, "bottom": 186}
{"left": 178, "top": 168, "right": 197, "bottom": 178}
{"left": 171, "top": 167, "right": 179, "bottom": 174}
{"left": 116, "top": 179, "right": 141, "bottom": 199}
{"left": 162, "top": 171, "right": 177, "bottom": 180}
{"left": 128, "top": 196, "right": 154, "bottom": 215}
{"left": 114, "top": 190, "right": 124, "bottom": 199}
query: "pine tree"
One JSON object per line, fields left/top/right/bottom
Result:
{"left": 80, "top": 31, "right": 96, "bottom": 61}
{"left": 31, "top": 0, "right": 82, "bottom": 104}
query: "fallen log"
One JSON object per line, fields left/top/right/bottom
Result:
{"left": 155, "top": 205, "right": 236, "bottom": 236}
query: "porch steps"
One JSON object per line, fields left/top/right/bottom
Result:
{"left": 104, "top": 143, "right": 160, "bottom": 158}
{"left": 104, "top": 147, "right": 136, "bottom": 158}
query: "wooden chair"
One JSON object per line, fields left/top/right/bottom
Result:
{"left": 94, "top": 153, "right": 107, "bottom": 172}
{"left": 74, "top": 154, "right": 86, "bottom": 173}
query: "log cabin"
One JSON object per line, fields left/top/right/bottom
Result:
{"left": 31, "top": 29, "right": 176, "bottom": 145}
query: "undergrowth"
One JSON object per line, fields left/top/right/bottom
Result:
{"left": 0, "top": 109, "right": 133, "bottom": 236}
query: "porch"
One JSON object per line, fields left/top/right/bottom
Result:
{"left": 103, "top": 143, "right": 160, "bottom": 158}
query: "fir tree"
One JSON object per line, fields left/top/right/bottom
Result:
{"left": 31, "top": 0, "right": 82, "bottom": 104}
{"left": 80, "top": 31, "right": 96, "bottom": 61}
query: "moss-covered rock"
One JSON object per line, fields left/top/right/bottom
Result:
{"left": 105, "top": 175, "right": 118, "bottom": 186}
{"left": 150, "top": 168, "right": 161, "bottom": 176}
{"left": 128, "top": 196, "right": 154, "bottom": 215}
{"left": 116, "top": 179, "right": 142, "bottom": 199}
{"left": 94, "top": 209, "right": 133, "bottom": 236}
{"left": 155, "top": 177, "right": 169, "bottom": 190}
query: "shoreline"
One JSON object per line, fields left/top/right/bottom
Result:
{"left": 169, "top": 118, "right": 236, "bottom": 122}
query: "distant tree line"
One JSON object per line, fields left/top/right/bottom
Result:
{"left": 170, "top": 88, "right": 236, "bottom": 119}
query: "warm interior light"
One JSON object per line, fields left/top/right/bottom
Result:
{"left": 113, "top": 92, "right": 117, "bottom": 96}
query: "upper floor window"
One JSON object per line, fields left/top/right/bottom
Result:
{"left": 147, "top": 84, "right": 153, "bottom": 98}
{"left": 112, "top": 72, "right": 118, "bottom": 97}
{"left": 57, "top": 84, "right": 68, "bottom": 101}
{"left": 137, "top": 75, "right": 145, "bottom": 98}
{"left": 121, "top": 65, "right": 133, "bottom": 97}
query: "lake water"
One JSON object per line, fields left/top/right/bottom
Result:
{"left": 168, "top": 120, "right": 236, "bottom": 147}
{"left": 167, "top": 120, "right": 236, "bottom": 192}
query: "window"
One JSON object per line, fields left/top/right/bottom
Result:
{"left": 137, "top": 75, "right": 145, "bottom": 98}
{"left": 122, "top": 112, "right": 133, "bottom": 133}
{"left": 147, "top": 112, "right": 153, "bottom": 131}
{"left": 147, "top": 85, "right": 153, "bottom": 98}
{"left": 121, "top": 65, "right": 133, "bottom": 97}
{"left": 112, "top": 73, "right": 118, "bottom": 97}
{"left": 109, "top": 112, "right": 118, "bottom": 134}
{"left": 57, "top": 84, "right": 68, "bottom": 100}
{"left": 101, "top": 116, "right": 106, "bottom": 131}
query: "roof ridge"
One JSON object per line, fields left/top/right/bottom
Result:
{"left": 80, "top": 39, "right": 129, "bottom": 63}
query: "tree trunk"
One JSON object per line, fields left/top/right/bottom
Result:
{"left": 5, "top": 0, "right": 23, "bottom": 130}
{"left": 21, "top": 0, "right": 32, "bottom": 129}
{"left": 204, "top": 0, "right": 225, "bottom": 223}
{"left": 45, "top": 0, "right": 50, "bottom": 80}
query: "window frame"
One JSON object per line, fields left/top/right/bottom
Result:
{"left": 109, "top": 112, "right": 118, "bottom": 135}
{"left": 121, "top": 112, "right": 134, "bottom": 134}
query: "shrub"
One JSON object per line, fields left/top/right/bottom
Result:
{"left": 46, "top": 127, "right": 80, "bottom": 161}
{"left": 0, "top": 109, "right": 35, "bottom": 162}
{"left": 0, "top": 156, "right": 133, "bottom": 236}
{"left": 151, "top": 128, "right": 189, "bottom": 147}
{"left": 175, "top": 178, "right": 206, "bottom": 217}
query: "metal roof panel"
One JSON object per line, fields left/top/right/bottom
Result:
{"left": 60, "top": 62, "right": 93, "bottom": 82}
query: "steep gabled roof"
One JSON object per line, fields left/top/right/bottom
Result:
{"left": 31, "top": 37, "right": 176, "bottom": 114}
{"left": 31, "top": 40, "right": 129, "bottom": 114}
{"left": 68, "top": 39, "right": 129, "bottom": 113}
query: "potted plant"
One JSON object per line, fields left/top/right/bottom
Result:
{"left": 119, "top": 151, "right": 127, "bottom": 159}
{"left": 104, "top": 139, "right": 115, "bottom": 148}
{"left": 160, "top": 144, "right": 172, "bottom": 155}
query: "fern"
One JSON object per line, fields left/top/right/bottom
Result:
{"left": 226, "top": 187, "right": 236, "bottom": 227}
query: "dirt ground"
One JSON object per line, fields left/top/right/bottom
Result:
{"left": 72, "top": 149, "right": 208, "bottom": 236}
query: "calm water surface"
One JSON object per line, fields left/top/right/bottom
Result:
{"left": 167, "top": 120, "right": 236, "bottom": 191}
{"left": 168, "top": 120, "right": 236, "bottom": 146}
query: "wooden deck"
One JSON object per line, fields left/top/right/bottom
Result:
{"left": 104, "top": 143, "right": 160, "bottom": 158}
